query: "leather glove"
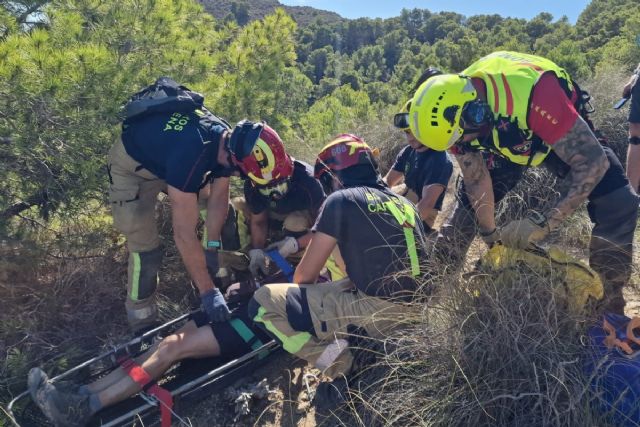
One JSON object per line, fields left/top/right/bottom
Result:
{"left": 500, "top": 213, "right": 549, "bottom": 250}
{"left": 204, "top": 249, "right": 219, "bottom": 281}
{"left": 479, "top": 227, "right": 501, "bottom": 248}
{"left": 266, "top": 236, "right": 299, "bottom": 258}
{"left": 248, "top": 248, "right": 269, "bottom": 277}
{"left": 201, "top": 288, "right": 231, "bottom": 323}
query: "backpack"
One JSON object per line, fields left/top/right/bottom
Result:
{"left": 585, "top": 313, "right": 640, "bottom": 426}
{"left": 123, "top": 77, "right": 206, "bottom": 122}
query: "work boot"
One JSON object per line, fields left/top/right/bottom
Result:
{"left": 314, "top": 375, "right": 349, "bottom": 408}
{"left": 313, "top": 376, "right": 351, "bottom": 425}
{"left": 347, "top": 326, "right": 383, "bottom": 376}
{"left": 28, "top": 368, "right": 93, "bottom": 427}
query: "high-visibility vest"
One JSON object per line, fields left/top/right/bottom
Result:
{"left": 462, "top": 51, "right": 574, "bottom": 166}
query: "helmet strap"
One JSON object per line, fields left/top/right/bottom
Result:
{"left": 319, "top": 169, "right": 343, "bottom": 194}
{"left": 223, "top": 134, "right": 236, "bottom": 166}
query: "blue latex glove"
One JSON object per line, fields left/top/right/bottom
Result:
{"left": 201, "top": 288, "right": 231, "bottom": 323}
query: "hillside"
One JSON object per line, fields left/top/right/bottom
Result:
{"left": 199, "top": 0, "right": 343, "bottom": 26}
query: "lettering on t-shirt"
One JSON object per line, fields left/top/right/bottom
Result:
{"left": 163, "top": 112, "right": 191, "bottom": 132}
{"left": 365, "top": 191, "right": 388, "bottom": 213}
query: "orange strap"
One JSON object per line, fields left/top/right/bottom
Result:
{"left": 121, "top": 359, "right": 173, "bottom": 427}
{"left": 627, "top": 317, "right": 640, "bottom": 347}
{"left": 603, "top": 317, "right": 635, "bottom": 355}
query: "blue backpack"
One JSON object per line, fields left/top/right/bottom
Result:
{"left": 585, "top": 313, "right": 640, "bottom": 426}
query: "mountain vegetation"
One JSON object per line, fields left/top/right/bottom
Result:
{"left": 1, "top": 0, "right": 638, "bottom": 229}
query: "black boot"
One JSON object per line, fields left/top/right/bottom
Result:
{"left": 313, "top": 375, "right": 352, "bottom": 425}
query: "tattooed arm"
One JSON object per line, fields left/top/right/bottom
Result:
{"left": 544, "top": 116, "right": 609, "bottom": 230}
{"left": 455, "top": 150, "right": 496, "bottom": 232}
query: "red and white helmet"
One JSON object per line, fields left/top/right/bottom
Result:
{"left": 314, "top": 133, "right": 377, "bottom": 180}
{"left": 229, "top": 120, "right": 294, "bottom": 187}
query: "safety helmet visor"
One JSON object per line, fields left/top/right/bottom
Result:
{"left": 257, "top": 179, "right": 290, "bottom": 200}
{"left": 393, "top": 99, "right": 412, "bottom": 131}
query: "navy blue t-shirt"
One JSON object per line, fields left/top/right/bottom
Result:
{"left": 391, "top": 146, "right": 453, "bottom": 210}
{"left": 312, "top": 186, "right": 427, "bottom": 301}
{"left": 121, "top": 110, "right": 229, "bottom": 193}
{"left": 244, "top": 160, "right": 326, "bottom": 216}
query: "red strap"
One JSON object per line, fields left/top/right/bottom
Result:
{"left": 146, "top": 383, "right": 173, "bottom": 427}
{"left": 121, "top": 359, "right": 174, "bottom": 427}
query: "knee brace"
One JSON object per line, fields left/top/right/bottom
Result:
{"left": 129, "top": 247, "right": 163, "bottom": 301}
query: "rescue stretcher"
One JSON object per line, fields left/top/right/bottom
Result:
{"left": 5, "top": 306, "right": 280, "bottom": 427}
{"left": 5, "top": 250, "right": 293, "bottom": 427}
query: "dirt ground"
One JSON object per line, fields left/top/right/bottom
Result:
{"left": 180, "top": 355, "right": 319, "bottom": 427}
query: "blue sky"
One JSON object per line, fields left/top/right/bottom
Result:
{"left": 279, "top": 0, "right": 591, "bottom": 23}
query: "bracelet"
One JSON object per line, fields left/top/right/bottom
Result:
{"left": 206, "top": 240, "right": 222, "bottom": 249}
{"left": 479, "top": 228, "right": 497, "bottom": 237}
{"left": 629, "top": 136, "right": 640, "bottom": 146}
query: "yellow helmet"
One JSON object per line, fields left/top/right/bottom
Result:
{"left": 408, "top": 74, "right": 477, "bottom": 151}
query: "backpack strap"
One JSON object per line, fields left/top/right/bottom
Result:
{"left": 384, "top": 197, "right": 420, "bottom": 277}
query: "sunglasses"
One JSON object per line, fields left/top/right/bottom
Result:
{"left": 393, "top": 112, "right": 410, "bottom": 130}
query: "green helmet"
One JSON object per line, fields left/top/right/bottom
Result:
{"left": 409, "top": 74, "right": 477, "bottom": 151}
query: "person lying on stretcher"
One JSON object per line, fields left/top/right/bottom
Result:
{"left": 27, "top": 284, "right": 270, "bottom": 427}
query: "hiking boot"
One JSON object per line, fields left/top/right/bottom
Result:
{"left": 28, "top": 368, "right": 93, "bottom": 427}
{"left": 347, "top": 327, "right": 383, "bottom": 376}
{"left": 313, "top": 376, "right": 349, "bottom": 416}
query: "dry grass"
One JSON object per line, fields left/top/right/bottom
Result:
{"left": 348, "top": 257, "right": 605, "bottom": 427}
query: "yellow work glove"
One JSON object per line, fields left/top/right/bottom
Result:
{"left": 500, "top": 212, "right": 550, "bottom": 250}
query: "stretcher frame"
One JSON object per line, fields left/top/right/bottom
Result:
{"left": 5, "top": 310, "right": 280, "bottom": 427}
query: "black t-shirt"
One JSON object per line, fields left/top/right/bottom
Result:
{"left": 312, "top": 186, "right": 427, "bottom": 301}
{"left": 121, "top": 110, "right": 229, "bottom": 193}
{"left": 244, "top": 160, "right": 326, "bottom": 216}
{"left": 391, "top": 146, "right": 453, "bottom": 210}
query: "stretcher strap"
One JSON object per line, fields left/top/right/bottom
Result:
{"left": 265, "top": 249, "right": 295, "bottom": 281}
{"left": 230, "top": 318, "right": 268, "bottom": 359}
{"left": 121, "top": 359, "right": 173, "bottom": 427}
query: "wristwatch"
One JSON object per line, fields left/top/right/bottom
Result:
{"left": 206, "top": 240, "right": 222, "bottom": 250}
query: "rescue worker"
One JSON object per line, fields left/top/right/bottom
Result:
{"left": 107, "top": 105, "right": 279, "bottom": 331}
{"left": 249, "top": 134, "right": 428, "bottom": 406}
{"left": 394, "top": 67, "right": 524, "bottom": 270}
{"left": 622, "top": 62, "right": 640, "bottom": 192}
{"left": 386, "top": 100, "right": 453, "bottom": 235}
{"left": 27, "top": 291, "right": 270, "bottom": 426}
{"left": 409, "top": 51, "right": 638, "bottom": 314}
{"left": 229, "top": 120, "right": 326, "bottom": 277}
